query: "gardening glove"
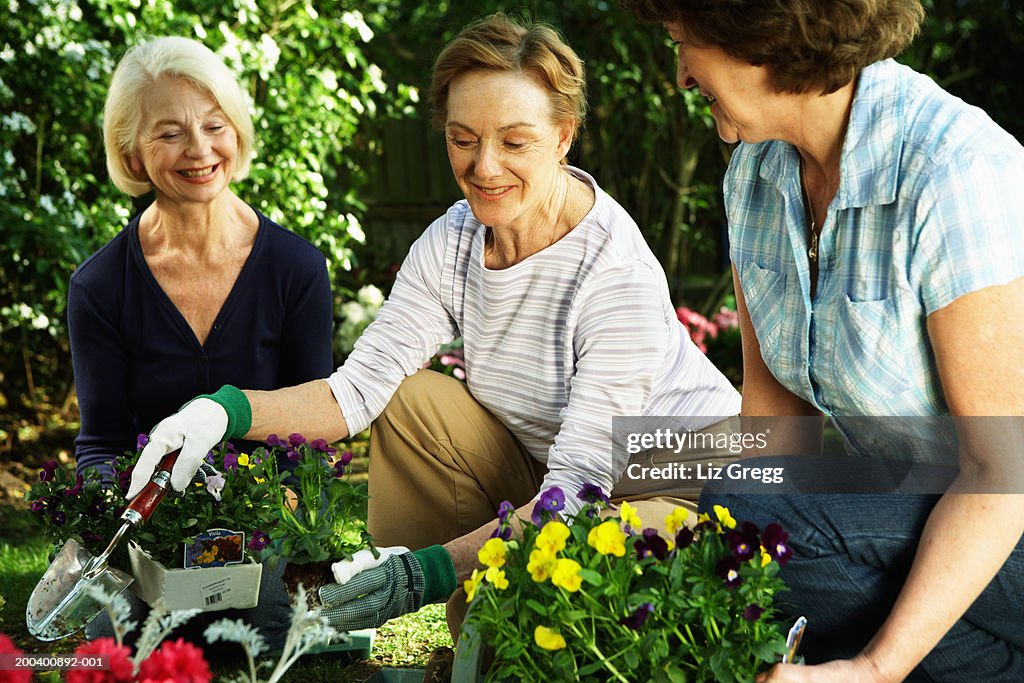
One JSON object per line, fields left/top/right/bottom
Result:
{"left": 318, "top": 545, "right": 457, "bottom": 631}
{"left": 127, "top": 385, "right": 252, "bottom": 499}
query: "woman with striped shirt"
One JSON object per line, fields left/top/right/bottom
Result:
{"left": 125, "top": 13, "right": 741, "bottom": 638}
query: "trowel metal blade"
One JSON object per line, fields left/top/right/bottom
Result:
{"left": 26, "top": 538, "right": 134, "bottom": 641}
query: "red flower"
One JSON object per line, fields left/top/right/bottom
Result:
{"left": 66, "top": 637, "right": 134, "bottom": 683}
{"left": 0, "top": 633, "right": 32, "bottom": 683}
{"left": 137, "top": 639, "right": 211, "bottom": 683}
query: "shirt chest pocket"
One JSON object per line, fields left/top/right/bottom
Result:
{"left": 826, "top": 293, "right": 912, "bottom": 404}
{"left": 739, "top": 260, "right": 795, "bottom": 380}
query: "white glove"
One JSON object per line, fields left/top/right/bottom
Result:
{"left": 331, "top": 545, "right": 410, "bottom": 584}
{"left": 127, "top": 398, "right": 229, "bottom": 499}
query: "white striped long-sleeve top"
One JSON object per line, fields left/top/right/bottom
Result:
{"left": 326, "top": 167, "right": 740, "bottom": 514}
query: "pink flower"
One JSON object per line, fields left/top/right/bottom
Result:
{"left": 712, "top": 306, "right": 739, "bottom": 330}
{"left": 66, "top": 637, "right": 134, "bottom": 683}
{"left": 0, "top": 633, "right": 32, "bottom": 683}
{"left": 137, "top": 638, "right": 212, "bottom": 683}
{"left": 676, "top": 306, "right": 719, "bottom": 354}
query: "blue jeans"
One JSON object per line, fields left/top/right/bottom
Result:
{"left": 700, "top": 459, "right": 1024, "bottom": 682}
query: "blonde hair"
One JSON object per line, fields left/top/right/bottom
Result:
{"left": 102, "top": 36, "right": 255, "bottom": 197}
{"left": 430, "top": 13, "right": 587, "bottom": 147}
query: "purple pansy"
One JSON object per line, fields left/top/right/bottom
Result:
{"left": 136, "top": 433, "right": 149, "bottom": 450}
{"left": 29, "top": 498, "right": 47, "bottom": 513}
{"left": 223, "top": 453, "right": 239, "bottom": 471}
{"left": 49, "top": 510, "right": 66, "bottom": 526}
{"left": 310, "top": 438, "right": 337, "bottom": 456}
{"left": 675, "top": 527, "right": 695, "bottom": 550}
{"left": 634, "top": 528, "right": 669, "bottom": 561}
{"left": 338, "top": 450, "right": 354, "bottom": 466}
{"left": 288, "top": 433, "right": 307, "bottom": 447}
{"left": 743, "top": 604, "right": 765, "bottom": 622}
{"left": 248, "top": 530, "right": 270, "bottom": 552}
{"left": 530, "top": 487, "right": 565, "bottom": 526}
{"left": 619, "top": 603, "right": 655, "bottom": 630}
{"left": 63, "top": 474, "right": 84, "bottom": 497}
{"left": 332, "top": 460, "right": 347, "bottom": 478}
{"left": 761, "top": 523, "right": 793, "bottom": 566}
{"left": 117, "top": 466, "right": 134, "bottom": 494}
{"left": 87, "top": 498, "right": 107, "bottom": 517}
{"left": 715, "top": 556, "right": 742, "bottom": 588}
{"left": 266, "top": 434, "right": 286, "bottom": 448}
{"left": 727, "top": 522, "right": 760, "bottom": 562}
{"left": 576, "top": 483, "right": 610, "bottom": 505}
{"left": 489, "top": 500, "right": 515, "bottom": 540}
{"left": 39, "top": 461, "right": 59, "bottom": 482}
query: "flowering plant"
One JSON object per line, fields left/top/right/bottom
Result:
{"left": 462, "top": 486, "right": 791, "bottom": 682}
{"left": 259, "top": 433, "right": 372, "bottom": 567}
{"left": 25, "top": 438, "right": 282, "bottom": 568}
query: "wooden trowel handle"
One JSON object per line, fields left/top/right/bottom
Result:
{"left": 123, "top": 450, "right": 180, "bottom": 526}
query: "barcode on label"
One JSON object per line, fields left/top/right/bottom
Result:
{"left": 204, "top": 593, "right": 223, "bottom": 606}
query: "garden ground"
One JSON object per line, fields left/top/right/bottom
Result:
{"left": 0, "top": 421, "right": 452, "bottom": 682}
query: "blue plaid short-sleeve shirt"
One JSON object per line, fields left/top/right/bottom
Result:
{"left": 728, "top": 60, "right": 1024, "bottom": 460}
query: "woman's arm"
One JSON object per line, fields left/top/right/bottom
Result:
{"left": 68, "top": 276, "right": 136, "bottom": 477}
{"left": 762, "top": 277, "right": 1024, "bottom": 683}
{"left": 860, "top": 277, "right": 1024, "bottom": 680}
{"left": 732, "top": 265, "right": 823, "bottom": 455}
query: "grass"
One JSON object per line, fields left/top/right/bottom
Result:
{"left": 0, "top": 493, "right": 452, "bottom": 680}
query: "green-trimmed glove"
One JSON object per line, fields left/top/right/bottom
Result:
{"left": 127, "top": 385, "right": 252, "bottom": 499}
{"left": 318, "top": 545, "right": 457, "bottom": 631}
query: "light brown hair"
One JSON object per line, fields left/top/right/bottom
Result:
{"left": 430, "top": 13, "right": 587, "bottom": 144}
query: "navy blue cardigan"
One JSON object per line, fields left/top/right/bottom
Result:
{"left": 69, "top": 208, "right": 334, "bottom": 476}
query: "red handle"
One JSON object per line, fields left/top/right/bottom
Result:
{"left": 124, "top": 450, "right": 180, "bottom": 526}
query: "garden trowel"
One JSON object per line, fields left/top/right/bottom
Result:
{"left": 26, "top": 451, "right": 180, "bottom": 640}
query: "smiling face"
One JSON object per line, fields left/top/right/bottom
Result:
{"left": 666, "top": 22, "right": 780, "bottom": 144}
{"left": 445, "top": 70, "right": 574, "bottom": 232}
{"left": 130, "top": 76, "right": 238, "bottom": 206}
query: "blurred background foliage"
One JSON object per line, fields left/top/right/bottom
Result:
{"left": 1, "top": 0, "right": 1021, "bottom": 450}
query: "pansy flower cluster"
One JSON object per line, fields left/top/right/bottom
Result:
{"left": 28, "top": 438, "right": 282, "bottom": 569}
{"left": 462, "top": 485, "right": 792, "bottom": 682}
{"left": 260, "top": 434, "right": 370, "bottom": 567}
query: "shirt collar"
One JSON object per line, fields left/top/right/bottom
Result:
{"left": 758, "top": 59, "right": 906, "bottom": 210}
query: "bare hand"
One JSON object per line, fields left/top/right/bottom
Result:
{"left": 756, "top": 655, "right": 890, "bottom": 683}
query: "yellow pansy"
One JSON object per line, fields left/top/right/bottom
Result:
{"left": 477, "top": 537, "right": 507, "bottom": 568}
{"left": 713, "top": 504, "right": 737, "bottom": 529}
{"left": 760, "top": 545, "right": 772, "bottom": 568}
{"left": 534, "top": 625, "right": 566, "bottom": 651}
{"left": 485, "top": 566, "right": 509, "bottom": 590}
{"left": 536, "top": 521, "right": 570, "bottom": 554}
{"left": 464, "top": 568, "right": 483, "bottom": 603}
{"left": 665, "top": 507, "right": 691, "bottom": 535}
{"left": 551, "top": 558, "right": 582, "bottom": 592}
{"left": 254, "top": 477, "right": 266, "bottom": 484}
{"left": 587, "top": 520, "right": 627, "bottom": 557}
{"left": 620, "top": 501, "right": 643, "bottom": 528}
{"left": 237, "top": 453, "right": 251, "bottom": 468}
{"left": 527, "top": 547, "right": 558, "bottom": 582}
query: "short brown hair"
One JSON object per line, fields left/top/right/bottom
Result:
{"left": 622, "top": 0, "right": 925, "bottom": 94}
{"left": 430, "top": 13, "right": 587, "bottom": 144}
